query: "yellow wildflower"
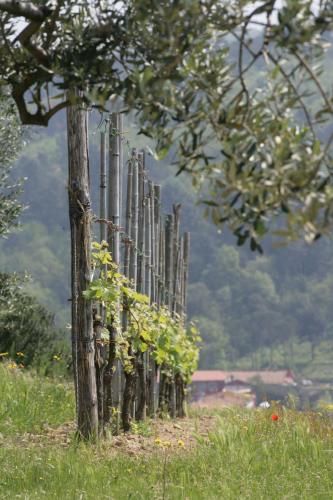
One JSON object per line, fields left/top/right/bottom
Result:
{"left": 154, "top": 438, "right": 162, "bottom": 446}
{"left": 7, "top": 362, "right": 17, "bottom": 369}
{"left": 178, "top": 439, "right": 185, "bottom": 447}
{"left": 0, "top": 352, "right": 8, "bottom": 357}
{"left": 53, "top": 355, "right": 61, "bottom": 361}
{"left": 16, "top": 352, "right": 25, "bottom": 357}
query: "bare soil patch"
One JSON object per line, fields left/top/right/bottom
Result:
{"left": 4, "top": 414, "right": 217, "bottom": 456}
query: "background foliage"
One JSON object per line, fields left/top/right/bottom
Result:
{"left": 2, "top": 108, "right": 333, "bottom": 379}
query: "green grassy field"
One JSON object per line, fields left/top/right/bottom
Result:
{"left": 1, "top": 363, "right": 333, "bottom": 499}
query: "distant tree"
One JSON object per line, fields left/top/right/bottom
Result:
{"left": 0, "top": 272, "right": 69, "bottom": 371}
{"left": 194, "top": 317, "right": 230, "bottom": 369}
{"left": 0, "top": 91, "right": 24, "bottom": 236}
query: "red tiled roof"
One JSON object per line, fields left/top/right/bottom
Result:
{"left": 191, "top": 370, "right": 295, "bottom": 385}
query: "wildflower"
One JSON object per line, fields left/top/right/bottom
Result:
{"left": 53, "top": 355, "right": 61, "bottom": 361}
{"left": 16, "top": 352, "right": 25, "bottom": 357}
{"left": 154, "top": 438, "right": 162, "bottom": 446}
{"left": 178, "top": 439, "right": 185, "bottom": 447}
{"left": 7, "top": 362, "right": 17, "bottom": 369}
{"left": 0, "top": 352, "right": 8, "bottom": 357}
{"left": 271, "top": 414, "right": 279, "bottom": 421}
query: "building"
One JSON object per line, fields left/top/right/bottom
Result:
{"left": 191, "top": 370, "right": 296, "bottom": 403}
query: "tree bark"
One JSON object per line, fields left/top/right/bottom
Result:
{"left": 67, "top": 101, "right": 98, "bottom": 439}
{"left": 93, "top": 308, "right": 104, "bottom": 428}
{"left": 103, "top": 321, "right": 117, "bottom": 425}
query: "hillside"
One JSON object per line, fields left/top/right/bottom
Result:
{"left": 2, "top": 110, "right": 333, "bottom": 377}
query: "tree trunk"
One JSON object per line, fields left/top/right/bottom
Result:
{"left": 122, "top": 348, "right": 137, "bottom": 432}
{"left": 67, "top": 101, "right": 98, "bottom": 439}
{"left": 93, "top": 308, "right": 104, "bottom": 429}
{"left": 103, "top": 320, "right": 117, "bottom": 425}
{"left": 136, "top": 351, "right": 146, "bottom": 420}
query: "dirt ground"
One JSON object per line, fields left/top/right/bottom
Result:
{"left": 6, "top": 414, "right": 217, "bottom": 456}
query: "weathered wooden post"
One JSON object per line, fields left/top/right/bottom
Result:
{"left": 103, "top": 112, "right": 121, "bottom": 425}
{"left": 177, "top": 231, "right": 191, "bottom": 418}
{"left": 147, "top": 181, "right": 157, "bottom": 416}
{"left": 122, "top": 150, "right": 138, "bottom": 432}
{"left": 172, "top": 204, "right": 181, "bottom": 315}
{"left": 136, "top": 193, "right": 151, "bottom": 421}
{"left": 183, "top": 232, "right": 190, "bottom": 320}
{"left": 116, "top": 113, "right": 124, "bottom": 428}
{"left": 123, "top": 158, "right": 133, "bottom": 282}
{"left": 137, "top": 151, "right": 146, "bottom": 294}
{"left": 67, "top": 101, "right": 98, "bottom": 439}
{"left": 149, "top": 184, "right": 161, "bottom": 415}
{"left": 129, "top": 149, "right": 139, "bottom": 285}
{"left": 99, "top": 132, "right": 107, "bottom": 244}
{"left": 94, "top": 131, "right": 107, "bottom": 427}
{"left": 165, "top": 214, "right": 174, "bottom": 310}
{"left": 145, "top": 196, "right": 152, "bottom": 300}
{"left": 178, "top": 236, "right": 184, "bottom": 318}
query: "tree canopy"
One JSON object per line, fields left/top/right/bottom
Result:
{"left": 1, "top": 0, "right": 333, "bottom": 248}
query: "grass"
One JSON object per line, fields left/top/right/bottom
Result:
{"left": 0, "top": 363, "right": 74, "bottom": 436}
{"left": 1, "top": 363, "right": 333, "bottom": 499}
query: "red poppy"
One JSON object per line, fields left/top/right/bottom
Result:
{"left": 271, "top": 414, "right": 279, "bottom": 421}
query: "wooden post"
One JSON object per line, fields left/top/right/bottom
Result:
{"left": 153, "top": 185, "right": 161, "bottom": 306}
{"left": 149, "top": 181, "right": 155, "bottom": 303}
{"left": 159, "top": 221, "right": 165, "bottom": 306}
{"left": 137, "top": 151, "right": 145, "bottom": 294}
{"left": 144, "top": 196, "right": 151, "bottom": 299}
{"left": 165, "top": 214, "right": 174, "bottom": 309}
{"left": 183, "top": 232, "right": 190, "bottom": 320}
{"left": 129, "top": 150, "right": 138, "bottom": 284}
{"left": 148, "top": 181, "right": 156, "bottom": 416}
{"left": 100, "top": 132, "right": 107, "bottom": 244}
{"left": 179, "top": 236, "right": 185, "bottom": 318}
{"left": 137, "top": 194, "right": 151, "bottom": 420}
{"left": 67, "top": 101, "right": 98, "bottom": 439}
{"left": 116, "top": 113, "right": 124, "bottom": 427}
{"left": 122, "top": 151, "right": 138, "bottom": 432}
{"left": 172, "top": 204, "right": 181, "bottom": 315}
{"left": 123, "top": 158, "right": 133, "bottom": 282}
{"left": 134, "top": 152, "right": 145, "bottom": 420}
{"left": 104, "top": 112, "right": 121, "bottom": 426}
{"left": 108, "top": 112, "right": 120, "bottom": 267}
{"left": 119, "top": 113, "right": 124, "bottom": 236}
{"left": 95, "top": 131, "right": 107, "bottom": 428}
{"left": 121, "top": 154, "right": 133, "bottom": 377}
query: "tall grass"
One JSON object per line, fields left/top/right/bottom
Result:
{"left": 0, "top": 363, "right": 74, "bottom": 436}
{"left": 1, "top": 364, "right": 333, "bottom": 499}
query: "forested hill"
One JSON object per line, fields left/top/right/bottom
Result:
{"left": 2, "top": 110, "right": 333, "bottom": 377}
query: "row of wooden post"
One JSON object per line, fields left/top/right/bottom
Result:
{"left": 99, "top": 113, "right": 190, "bottom": 430}
{"left": 67, "top": 104, "right": 190, "bottom": 437}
